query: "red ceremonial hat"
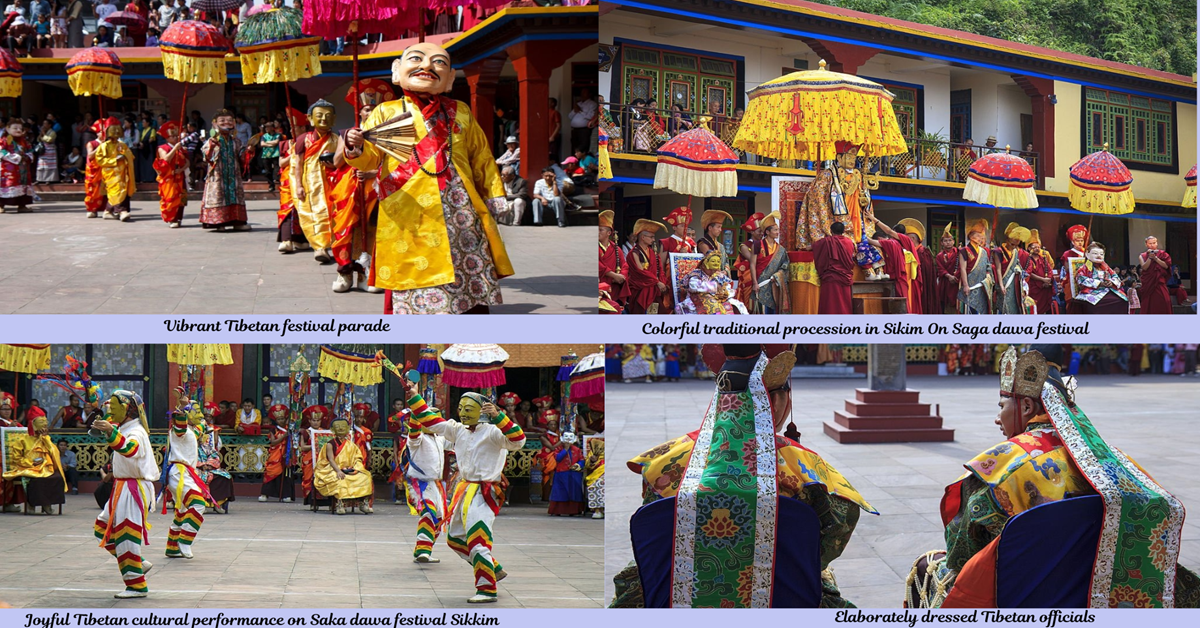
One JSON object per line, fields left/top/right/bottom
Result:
{"left": 302, "top": 405, "right": 327, "bottom": 421}
{"left": 741, "top": 212, "right": 765, "bottom": 232}
{"left": 664, "top": 206, "right": 692, "bottom": 227}
{"left": 498, "top": 392, "right": 521, "bottom": 407}
{"left": 268, "top": 404, "right": 290, "bottom": 420}
{"left": 344, "top": 78, "right": 395, "bottom": 107}
{"left": 533, "top": 396, "right": 553, "bottom": 407}
{"left": 158, "top": 121, "right": 180, "bottom": 137}
{"left": 0, "top": 392, "right": 14, "bottom": 410}
{"left": 1067, "top": 224, "right": 1089, "bottom": 244}
{"left": 26, "top": 406, "right": 46, "bottom": 435}
{"left": 834, "top": 141, "right": 861, "bottom": 155}
{"left": 203, "top": 401, "right": 218, "bottom": 413}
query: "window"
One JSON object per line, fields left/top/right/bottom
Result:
{"left": 617, "top": 41, "right": 742, "bottom": 116}
{"left": 1084, "top": 87, "right": 1176, "bottom": 170}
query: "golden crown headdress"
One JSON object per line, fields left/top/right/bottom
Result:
{"left": 999, "top": 347, "right": 1049, "bottom": 399}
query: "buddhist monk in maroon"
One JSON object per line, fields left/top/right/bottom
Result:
{"left": 599, "top": 211, "right": 630, "bottom": 304}
{"left": 1025, "top": 229, "right": 1055, "bottom": 315}
{"left": 1138, "top": 235, "right": 1173, "bottom": 314}
{"left": 625, "top": 219, "right": 668, "bottom": 314}
{"left": 813, "top": 221, "right": 856, "bottom": 315}
{"left": 870, "top": 219, "right": 912, "bottom": 312}
{"left": 934, "top": 232, "right": 959, "bottom": 314}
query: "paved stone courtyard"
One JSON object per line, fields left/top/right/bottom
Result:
{"left": 604, "top": 373, "right": 1200, "bottom": 608}
{"left": 0, "top": 500, "right": 602, "bottom": 609}
{"left": 0, "top": 201, "right": 593, "bottom": 315}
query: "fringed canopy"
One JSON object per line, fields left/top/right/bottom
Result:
{"left": 318, "top": 345, "right": 383, "bottom": 386}
{"left": 1067, "top": 145, "right": 1135, "bottom": 215}
{"left": 963, "top": 150, "right": 1039, "bottom": 209}
{"left": 0, "top": 344, "right": 50, "bottom": 373}
{"left": 654, "top": 127, "right": 739, "bottom": 197}
{"left": 167, "top": 344, "right": 234, "bottom": 366}
{"left": 440, "top": 344, "right": 509, "bottom": 389}
{"left": 569, "top": 353, "right": 604, "bottom": 403}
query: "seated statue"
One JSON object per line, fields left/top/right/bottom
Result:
{"left": 1, "top": 408, "right": 67, "bottom": 515}
{"left": 678, "top": 249, "right": 747, "bottom": 315}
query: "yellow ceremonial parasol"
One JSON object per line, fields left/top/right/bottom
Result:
{"left": 161, "top": 20, "right": 231, "bottom": 128}
{"left": 0, "top": 344, "right": 50, "bottom": 374}
{"left": 1183, "top": 165, "right": 1196, "bottom": 209}
{"left": 733, "top": 59, "right": 908, "bottom": 162}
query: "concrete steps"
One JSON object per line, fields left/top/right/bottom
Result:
{"left": 823, "top": 388, "right": 955, "bottom": 443}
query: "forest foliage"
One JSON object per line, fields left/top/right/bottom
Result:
{"left": 809, "top": 0, "right": 1197, "bottom": 75}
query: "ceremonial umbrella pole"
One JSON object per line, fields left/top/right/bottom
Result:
{"left": 302, "top": 1, "right": 411, "bottom": 127}
{"left": 1067, "top": 143, "right": 1136, "bottom": 239}
{"left": 160, "top": 20, "right": 231, "bottom": 133}
{"left": 66, "top": 47, "right": 124, "bottom": 117}
{"left": 0, "top": 50, "right": 23, "bottom": 100}
{"left": 440, "top": 344, "right": 509, "bottom": 402}
{"left": 235, "top": 7, "right": 324, "bottom": 124}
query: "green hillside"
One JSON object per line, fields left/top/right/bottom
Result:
{"left": 810, "top": 0, "right": 1197, "bottom": 75}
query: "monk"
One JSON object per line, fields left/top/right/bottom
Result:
{"left": 1138, "top": 235, "right": 1173, "bottom": 314}
{"left": 873, "top": 218, "right": 922, "bottom": 314}
{"left": 899, "top": 218, "right": 937, "bottom": 314}
{"left": 1025, "top": 229, "right": 1056, "bottom": 315}
{"left": 92, "top": 117, "right": 136, "bottom": 222}
{"left": 292, "top": 99, "right": 348, "bottom": 266}
{"left": 313, "top": 416, "right": 374, "bottom": 515}
{"left": 813, "top": 220, "right": 855, "bottom": 314}
{"left": 2, "top": 408, "right": 67, "bottom": 515}
{"left": 598, "top": 210, "right": 630, "bottom": 306}
{"left": 735, "top": 213, "right": 764, "bottom": 307}
{"left": 659, "top": 206, "right": 695, "bottom": 313}
{"left": 867, "top": 222, "right": 911, "bottom": 312}
{"left": 625, "top": 218, "right": 668, "bottom": 314}
{"left": 152, "top": 122, "right": 188, "bottom": 227}
{"left": 298, "top": 405, "right": 328, "bottom": 506}
{"left": 258, "top": 404, "right": 294, "bottom": 503}
{"left": 1059, "top": 224, "right": 1088, "bottom": 314}
{"left": 83, "top": 119, "right": 106, "bottom": 219}
{"left": 934, "top": 225, "right": 960, "bottom": 314}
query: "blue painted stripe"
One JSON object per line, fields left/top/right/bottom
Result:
{"left": 605, "top": 0, "right": 1196, "bottom": 105}
{"left": 609, "top": 175, "right": 1193, "bottom": 222}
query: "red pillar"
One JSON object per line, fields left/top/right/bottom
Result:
{"left": 798, "top": 39, "right": 880, "bottom": 74}
{"left": 1012, "top": 75, "right": 1056, "bottom": 184}
{"left": 508, "top": 41, "right": 558, "bottom": 182}
{"left": 462, "top": 57, "right": 506, "bottom": 150}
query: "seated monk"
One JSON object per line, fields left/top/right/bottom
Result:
{"left": 313, "top": 416, "right": 374, "bottom": 515}
{"left": 1, "top": 408, "right": 68, "bottom": 515}
{"left": 907, "top": 345, "right": 1200, "bottom": 609}
{"left": 610, "top": 344, "right": 877, "bottom": 608}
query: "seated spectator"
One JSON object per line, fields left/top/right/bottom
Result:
{"left": 92, "top": 23, "right": 113, "bottom": 47}
{"left": 500, "top": 166, "right": 527, "bottom": 226}
{"left": 33, "top": 11, "right": 49, "bottom": 48}
{"left": 146, "top": 26, "right": 160, "bottom": 46}
{"left": 61, "top": 146, "right": 83, "bottom": 182}
{"left": 532, "top": 167, "right": 566, "bottom": 228}
{"left": 495, "top": 135, "right": 520, "bottom": 171}
{"left": 574, "top": 147, "right": 598, "bottom": 186}
{"left": 57, "top": 440, "right": 79, "bottom": 495}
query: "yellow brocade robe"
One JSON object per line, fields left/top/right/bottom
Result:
{"left": 290, "top": 131, "right": 340, "bottom": 250}
{"left": 93, "top": 140, "right": 136, "bottom": 206}
{"left": 313, "top": 439, "right": 373, "bottom": 499}
{"left": 345, "top": 97, "right": 513, "bottom": 292}
{"left": 2, "top": 434, "right": 67, "bottom": 493}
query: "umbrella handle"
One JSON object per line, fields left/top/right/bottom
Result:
{"left": 352, "top": 38, "right": 360, "bottom": 127}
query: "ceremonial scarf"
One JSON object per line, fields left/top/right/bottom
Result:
{"left": 671, "top": 354, "right": 777, "bottom": 608}
{"left": 1041, "top": 384, "right": 1184, "bottom": 608}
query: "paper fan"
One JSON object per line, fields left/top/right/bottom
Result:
{"left": 362, "top": 113, "right": 417, "bottom": 163}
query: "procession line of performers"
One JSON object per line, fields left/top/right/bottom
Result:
{"left": 12, "top": 43, "right": 512, "bottom": 312}
{"left": 610, "top": 343, "right": 1200, "bottom": 608}
{"left": 599, "top": 143, "right": 1179, "bottom": 315}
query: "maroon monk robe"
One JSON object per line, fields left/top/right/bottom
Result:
{"left": 877, "top": 238, "right": 910, "bottom": 304}
{"left": 599, "top": 242, "right": 631, "bottom": 302}
{"left": 918, "top": 245, "right": 937, "bottom": 314}
{"left": 1138, "top": 250, "right": 1173, "bottom": 314}
{"left": 1026, "top": 252, "right": 1055, "bottom": 315}
{"left": 625, "top": 244, "right": 667, "bottom": 314}
{"left": 813, "top": 234, "right": 856, "bottom": 314}
{"left": 935, "top": 248, "right": 959, "bottom": 314}
{"left": 894, "top": 233, "right": 922, "bottom": 315}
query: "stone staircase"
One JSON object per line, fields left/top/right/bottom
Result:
{"left": 824, "top": 389, "right": 955, "bottom": 443}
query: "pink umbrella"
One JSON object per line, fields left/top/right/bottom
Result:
{"left": 247, "top": 4, "right": 274, "bottom": 16}
{"left": 106, "top": 10, "right": 150, "bottom": 34}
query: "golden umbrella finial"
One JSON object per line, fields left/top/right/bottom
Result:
{"left": 1102, "top": 142, "right": 1109, "bottom": 151}
{"left": 1005, "top": 144, "right": 1012, "bottom": 153}
{"left": 818, "top": 58, "right": 827, "bottom": 71}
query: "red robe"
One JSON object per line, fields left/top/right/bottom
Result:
{"left": 894, "top": 233, "right": 922, "bottom": 315}
{"left": 660, "top": 236, "right": 695, "bottom": 312}
{"left": 935, "top": 248, "right": 959, "bottom": 314}
{"left": 877, "top": 238, "right": 909, "bottom": 302}
{"left": 1026, "top": 252, "right": 1056, "bottom": 315}
{"left": 1138, "top": 250, "right": 1173, "bottom": 314}
{"left": 813, "top": 234, "right": 855, "bottom": 315}
{"left": 917, "top": 245, "right": 937, "bottom": 314}
{"left": 625, "top": 244, "right": 666, "bottom": 314}
{"left": 599, "top": 242, "right": 630, "bottom": 301}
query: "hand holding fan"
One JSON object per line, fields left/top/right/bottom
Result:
{"left": 361, "top": 112, "right": 417, "bottom": 163}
